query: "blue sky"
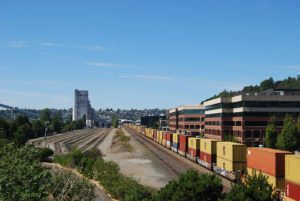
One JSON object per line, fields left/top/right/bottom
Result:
{"left": 0, "top": 0, "right": 299, "bottom": 109}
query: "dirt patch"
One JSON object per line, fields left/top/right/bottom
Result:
{"left": 98, "top": 128, "right": 177, "bottom": 190}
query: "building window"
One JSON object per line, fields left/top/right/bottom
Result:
{"left": 245, "top": 131, "right": 251, "bottom": 138}
{"left": 253, "top": 131, "right": 260, "bottom": 138}
{"left": 185, "top": 125, "right": 189, "bottom": 129}
{"left": 196, "top": 125, "right": 200, "bottom": 129}
{"left": 190, "top": 125, "right": 195, "bottom": 129}
{"left": 236, "top": 121, "right": 242, "bottom": 126}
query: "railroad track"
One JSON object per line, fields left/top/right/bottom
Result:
{"left": 124, "top": 127, "right": 233, "bottom": 193}
{"left": 79, "top": 128, "right": 113, "bottom": 151}
{"left": 123, "top": 127, "right": 189, "bottom": 177}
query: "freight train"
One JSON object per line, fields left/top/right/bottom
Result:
{"left": 125, "top": 124, "right": 300, "bottom": 201}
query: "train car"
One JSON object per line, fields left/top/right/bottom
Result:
{"left": 247, "top": 148, "right": 292, "bottom": 192}
{"left": 285, "top": 155, "right": 300, "bottom": 201}
{"left": 162, "top": 132, "right": 167, "bottom": 147}
{"left": 213, "top": 142, "right": 247, "bottom": 181}
{"left": 178, "top": 134, "right": 193, "bottom": 157}
{"left": 186, "top": 137, "right": 200, "bottom": 162}
{"left": 153, "top": 129, "right": 157, "bottom": 141}
{"left": 166, "top": 132, "right": 173, "bottom": 149}
{"left": 198, "top": 138, "right": 217, "bottom": 170}
{"left": 171, "top": 133, "right": 180, "bottom": 153}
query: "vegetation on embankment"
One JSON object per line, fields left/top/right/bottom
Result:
{"left": 53, "top": 149, "right": 153, "bottom": 201}
{"left": 0, "top": 143, "right": 94, "bottom": 201}
{"left": 112, "top": 129, "right": 134, "bottom": 151}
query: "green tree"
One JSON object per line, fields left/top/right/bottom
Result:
{"left": 223, "top": 171, "right": 275, "bottom": 201}
{"left": 51, "top": 114, "right": 62, "bottom": 133}
{"left": 13, "top": 123, "right": 33, "bottom": 146}
{"left": 112, "top": 116, "right": 119, "bottom": 128}
{"left": 40, "top": 108, "right": 51, "bottom": 122}
{"left": 152, "top": 170, "right": 223, "bottom": 201}
{"left": 296, "top": 116, "right": 300, "bottom": 151}
{"left": 32, "top": 120, "right": 45, "bottom": 138}
{"left": 0, "top": 144, "right": 51, "bottom": 201}
{"left": 260, "top": 77, "right": 274, "bottom": 91}
{"left": 15, "top": 114, "right": 30, "bottom": 127}
{"left": 277, "top": 114, "right": 298, "bottom": 151}
{"left": 265, "top": 116, "right": 277, "bottom": 148}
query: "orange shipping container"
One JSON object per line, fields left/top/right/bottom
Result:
{"left": 247, "top": 148, "right": 292, "bottom": 177}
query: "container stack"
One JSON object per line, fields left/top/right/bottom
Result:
{"left": 178, "top": 135, "right": 193, "bottom": 156}
{"left": 166, "top": 133, "right": 173, "bottom": 149}
{"left": 187, "top": 137, "right": 200, "bottom": 161}
{"left": 216, "top": 142, "right": 247, "bottom": 173}
{"left": 171, "top": 133, "right": 180, "bottom": 153}
{"left": 247, "top": 148, "right": 292, "bottom": 191}
{"left": 162, "top": 132, "right": 167, "bottom": 147}
{"left": 285, "top": 155, "right": 300, "bottom": 201}
{"left": 198, "top": 138, "right": 217, "bottom": 169}
{"left": 158, "top": 131, "right": 163, "bottom": 145}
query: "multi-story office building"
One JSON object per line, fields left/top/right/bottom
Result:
{"left": 204, "top": 89, "right": 300, "bottom": 146}
{"left": 167, "top": 105, "right": 205, "bottom": 135}
{"left": 72, "top": 89, "right": 95, "bottom": 127}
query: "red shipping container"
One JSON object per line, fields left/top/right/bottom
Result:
{"left": 247, "top": 148, "right": 292, "bottom": 177}
{"left": 153, "top": 129, "right": 157, "bottom": 141}
{"left": 200, "top": 151, "right": 216, "bottom": 164}
{"left": 166, "top": 133, "right": 173, "bottom": 148}
{"left": 179, "top": 135, "right": 192, "bottom": 153}
{"left": 188, "top": 147, "right": 200, "bottom": 157}
{"left": 286, "top": 180, "right": 300, "bottom": 201}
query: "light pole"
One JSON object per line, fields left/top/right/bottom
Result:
{"left": 44, "top": 121, "right": 49, "bottom": 138}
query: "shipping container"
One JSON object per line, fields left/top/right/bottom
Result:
{"left": 166, "top": 133, "right": 173, "bottom": 149}
{"left": 284, "top": 196, "right": 296, "bottom": 201}
{"left": 159, "top": 131, "right": 163, "bottom": 145}
{"left": 247, "top": 168, "right": 285, "bottom": 190}
{"left": 179, "top": 135, "right": 193, "bottom": 156}
{"left": 187, "top": 137, "right": 200, "bottom": 161}
{"left": 216, "top": 157, "right": 246, "bottom": 172}
{"left": 199, "top": 151, "right": 216, "bottom": 164}
{"left": 285, "top": 181, "right": 300, "bottom": 201}
{"left": 162, "top": 132, "right": 167, "bottom": 147}
{"left": 172, "top": 133, "right": 180, "bottom": 153}
{"left": 247, "top": 148, "right": 292, "bottom": 177}
{"left": 285, "top": 155, "right": 300, "bottom": 185}
{"left": 216, "top": 142, "right": 246, "bottom": 162}
{"left": 200, "top": 138, "right": 217, "bottom": 155}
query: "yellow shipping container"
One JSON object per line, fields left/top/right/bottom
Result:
{"left": 159, "top": 131, "right": 163, "bottom": 144}
{"left": 173, "top": 133, "right": 180, "bottom": 143}
{"left": 217, "top": 157, "right": 246, "bottom": 172}
{"left": 217, "top": 142, "right": 246, "bottom": 162}
{"left": 247, "top": 168, "right": 285, "bottom": 190}
{"left": 285, "top": 155, "right": 300, "bottom": 184}
{"left": 188, "top": 138, "right": 200, "bottom": 149}
{"left": 200, "top": 139, "right": 217, "bottom": 154}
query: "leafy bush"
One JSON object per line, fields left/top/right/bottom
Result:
{"left": 38, "top": 148, "right": 54, "bottom": 162}
{"left": 0, "top": 143, "right": 51, "bottom": 201}
{"left": 151, "top": 170, "right": 223, "bottom": 201}
{"left": 50, "top": 170, "right": 95, "bottom": 201}
{"left": 223, "top": 172, "right": 275, "bottom": 201}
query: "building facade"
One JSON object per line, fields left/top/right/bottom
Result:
{"left": 204, "top": 89, "right": 300, "bottom": 146}
{"left": 72, "top": 89, "right": 95, "bottom": 127}
{"left": 167, "top": 105, "right": 205, "bottom": 135}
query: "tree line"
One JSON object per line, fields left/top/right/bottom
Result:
{"left": 265, "top": 114, "right": 300, "bottom": 152}
{"left": 0, "top": 109, "right": 86, "bottom": 147}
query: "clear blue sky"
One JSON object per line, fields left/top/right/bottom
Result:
{"left": 0, "top": 0, "right": 299, "bottom": 110}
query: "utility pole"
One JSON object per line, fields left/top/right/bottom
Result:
{"left": 44, "top": 121, "right": 49, "bottom": 138}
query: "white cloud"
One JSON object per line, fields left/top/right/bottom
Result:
{"left": 40, "top": 42, "right": 64, "bottom": 47}
{"left": 86, "top": 62, "right": 125, "bottom": 68}
{"left": 8, "top": 41, "right": 29, "bottom": 48}
{"left": 279, "top": 65, "right": 300, "bottom": 70}
{"left": 135, "top": 74, "right": 172, "bottom": 81}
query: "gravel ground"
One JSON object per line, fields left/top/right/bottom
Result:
{"left": 98, "top": 128, "right": 177, "bottom": 190}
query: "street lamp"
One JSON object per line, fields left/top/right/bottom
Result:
{"left": 44, "top": 121, "right": 49, "bottom": 138}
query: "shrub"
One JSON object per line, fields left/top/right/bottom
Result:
{"left": 50, "top": 170, "right": 95, "bottom": 201}
{"left": 38, "top": 148, "right": 54, "bottom": 162}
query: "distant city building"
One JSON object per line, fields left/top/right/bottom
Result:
{"left": 204, "top": 89, "right": 300, "bottom": 146}
{"left": 167, "top": 105, "right": 205, "bottom": 135}
{"left": 72, "top": 89, "right": 95, "bottom": 128}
